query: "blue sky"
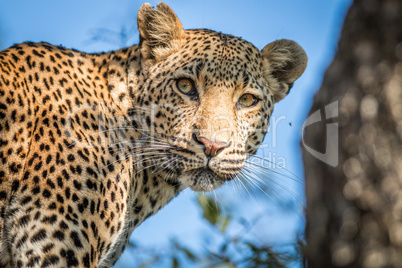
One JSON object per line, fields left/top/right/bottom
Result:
{"left": 0, "top": 1, "right": 352, "bottom": 267}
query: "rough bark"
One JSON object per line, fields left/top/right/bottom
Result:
{"left": 303, "top": 0, "right": 402, "bottom": 267}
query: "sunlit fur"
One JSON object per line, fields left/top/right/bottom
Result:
{"left": 0, "top": 2, "right": 306, "bottom": 267}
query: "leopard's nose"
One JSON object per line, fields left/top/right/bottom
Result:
{"left": 193, "top": 135, "right": 229, "bottom": 157}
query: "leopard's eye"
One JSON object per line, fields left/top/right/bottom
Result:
{"left": 176, "top": 78, "right": 196, "bottom": 95}
{"left": 238, "top": 93, "right": 259, "bottom": 108}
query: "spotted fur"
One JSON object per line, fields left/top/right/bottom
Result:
{"left": 0, "top": 2, "right": 307, "bottom": 267}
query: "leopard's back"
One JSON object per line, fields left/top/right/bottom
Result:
{"left": 0, "top": 42, "right": 139, "bottom": 267}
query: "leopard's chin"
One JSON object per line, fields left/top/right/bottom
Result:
{"left": 178, "top": 167, "right": 225, "bottom": 192}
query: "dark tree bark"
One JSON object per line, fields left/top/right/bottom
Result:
{"left": 303, "top": 0, "right": 402, "bottom": 267}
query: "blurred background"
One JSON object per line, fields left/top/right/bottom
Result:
{"left": 0, "top": 1, "right": 352, "bottom": 267}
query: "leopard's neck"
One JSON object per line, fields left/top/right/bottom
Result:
{"left": 94, "top": 45, "right": 186, "bottom": 266}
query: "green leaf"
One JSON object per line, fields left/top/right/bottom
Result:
{"left": 219, "top": 243, "right": 228, "bottom": 254}
{"left": 197, "top": 194, "right": 220, "bottom": 225}
{"left": 172, "top": 256, "right": 179, "bottom": 268}
{"left": 220, "top": 215, "right": 230, "bottom": 232}
{"left": 182, "top": 247, "right": 197, "bottom": 261}
{"left": 215, "top": 263, "right": 236, "bottom": 268}
{"left": 175, "top": 243, "right": 197, "bottom": 262}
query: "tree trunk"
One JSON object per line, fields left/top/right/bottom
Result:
{"left": 303, "top": 0, "right": 402, "bottom": 267}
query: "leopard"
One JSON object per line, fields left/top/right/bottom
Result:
{"left": 0, "top": 2, "right": 307, "bottom": 267}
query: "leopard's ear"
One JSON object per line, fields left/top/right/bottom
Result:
{"left": 138, "top": 2, "right": 186, "bottom": 65}
{"left": 261, "top": 39, "right": 307, "bottom": 102}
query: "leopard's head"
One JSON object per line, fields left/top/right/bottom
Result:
{"left": 133, "top": 3, "right": 307, "bottom": 191}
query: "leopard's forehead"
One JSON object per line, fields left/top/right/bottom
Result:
{"left": 170, "top": 29, "right": 265, "bottom": 89}
{"left": 185, "top": 29, "right": 259, "bottom": 50}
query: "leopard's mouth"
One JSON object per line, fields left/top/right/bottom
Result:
{"left": 166, "top": 143, "right": 245, "bottom": 191}
{"left": 177, "top": 167, "right": 226, "bottom": 192}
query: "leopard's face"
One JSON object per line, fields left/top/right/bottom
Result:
{"left": 135, "top": 30, "right": 274, "bottom": 191}
{"left": 134, "top": 3, "right": 307, "bottom": 192}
